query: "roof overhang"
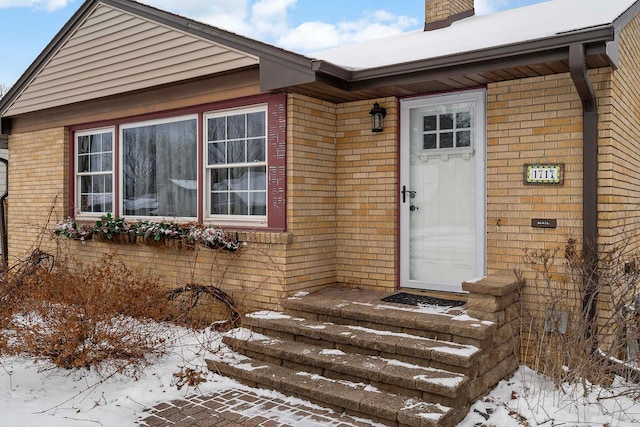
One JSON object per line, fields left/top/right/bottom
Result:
{"left": 262, "top": 24, "right": 618, "bottom": 103}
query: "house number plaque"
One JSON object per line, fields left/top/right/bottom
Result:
{"left": 525, "top": 164, "right": 563, "bottom": 185}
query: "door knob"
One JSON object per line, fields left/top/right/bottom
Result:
{"left": 410, "top": 205, "right": 419, "bottom": 211}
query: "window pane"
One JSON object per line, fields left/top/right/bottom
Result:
{"left": 228, "top": 140, "right": 246, "bottom": 164}
{"left": 123, "top": 118, "right": 197, "bottom": 217}
{"left": 208, "top": 117, "right": 225, "bottom": 141}
{"left": 211, "top": 168, "right": 229, "bottom": 191}
{"left": 211, "top": 193, "right": 229, "bottom": 215}
{"left": 102, "top": 133, "right": 113, "bottom": 152}
{"left": 104, "top": 195, "right": 113, "bottom": 213}
{"left": 227, "top": 115, "right": 245, "bottom": 139}
{"left": 249, "top": 166, "right": 266, "bottom": 191}
{"left": 247, "top": 139, "right": 265, "bottom": 162}
{"left": 251, "top": 192, "right": 267, "bottom": 215}
{"left": 102, "top": 153, "right": 112, "bottom": 171}
{"left": 92, "top": 176, "right": 103, "bottom": 193}
{"left": 424, "top": 134, "right": 437, "bottom": 150}
{"left": 105, "top": 174, "right": 113, "bottom": 192}
{"left": 230, "top": 192, "right": 248, "bottom": 215}
{"left": 247, "top": 112, "right": 265, "bottom": 137}
{"left": 90, "top": 135, "right": 101, "bottom": 153}
{"left": 456, "top": 112, "right": 471, "bottom": 129}
{"left": 423, "top": 115, "right": 437, "bottom": 131}
{"left": 440, "top": 132, "right": 454, "bottom": 148}
{"left": 81, "top": 176, "right": 92, "bottom": 193}
{"left": 78, "top": 136, "right": 90, "bottom": 154}
{"left": 78, "top": 155, "right": 90, "bottom": 173}
{"left": 440, "top": 114, "right": 454, "bottom": 130}
{"left": 230, "top": 168, "right": 248, "bottom": 191}
{"left": 208, "top": 142, "right": 226, "bottom": 165}
{"left": 91, "top": 154, "right": 102, "bottom": 172}
{"left": 457, "top": 130, "right": 471, "bottom": 147}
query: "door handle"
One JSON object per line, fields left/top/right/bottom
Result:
{"left": 410, "top": 205, "right": 419, "bottom": 211}
{"left": 401, "top": 186, "right": 416, "bottom": 203}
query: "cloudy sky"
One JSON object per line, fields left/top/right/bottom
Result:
{"left": 0, "top": 0, "right": 545, "bottom": 86}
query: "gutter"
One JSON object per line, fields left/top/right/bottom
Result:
{"left": 569, "top": 44, "right": 599, "bottom": 348}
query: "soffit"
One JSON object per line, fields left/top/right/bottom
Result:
{"left": 3, "top": 3, "right": 259, "bottom": 117}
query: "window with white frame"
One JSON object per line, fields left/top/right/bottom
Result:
{"left": 205, "top": 106, "right": 267, "bottom": 222}
{"left": 121, "top": 116, "right": 198, "bottom": 218}
{"left": 76, "top": 129, "right": 114, "bottom": 214}
{"left": 72, "top": 94, "right": 286, "bottom": 229}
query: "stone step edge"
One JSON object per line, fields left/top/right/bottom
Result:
{"left": 222, "top": 333, "right": 469, "bottom": 400}
{"left": 243, "top": 313, "right": 481, "bottom": 369}
{"left": 281, "top": 296, "right": 496, "bottom": 341}
{"left": 205, "top": 356, "right": 461, "bottom": 427}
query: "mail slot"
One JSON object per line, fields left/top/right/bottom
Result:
{"left": 531, "top": 219, "right": 557, "bottom": 229}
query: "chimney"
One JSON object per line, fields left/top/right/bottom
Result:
{"left": 425, "top": 0, "right": 474, "bottom": 31}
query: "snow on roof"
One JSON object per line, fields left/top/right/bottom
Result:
{"left": 311, "top": 0, "right": 636, "bottom": 70}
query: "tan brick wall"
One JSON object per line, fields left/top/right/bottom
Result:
{"left": 285, "top": 94, "right": 338, "bottom": 294}
{"left": 335, "top": 98, "right": 398, "bottom": 291}
{"left": 606, "top": 12, "right": 640, "bottom": 252}
{"left": 426, "top": 0, "right": 474, "bottom": 24}
{"left": 486, "top": 68, "right": 613, "bottom": 364}
{"left": 7, "top": 128, "right": 68, "bottom": 264}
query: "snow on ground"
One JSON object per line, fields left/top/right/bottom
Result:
{"left": 1, "top": 321, "right": 640, "bottom": 426}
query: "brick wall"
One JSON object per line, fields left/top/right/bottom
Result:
{"left": 335, "top": 98, "right": 398, "bottom": 290}
{"left": 7, "top": 128, "right": 69, "bottom": 264}
{"left": 607, "top": 12, "right": 640, "bottom": 252}
{"left": 486, "top": 69, "right": 613, "bottom": 363}
{"left": 285, "top": 94, "right": 338, "bottom": 295}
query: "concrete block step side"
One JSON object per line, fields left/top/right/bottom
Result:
{"left": 205, "top": 357, "right": 460, "bottom": 427}
{"left": 222, "top": 333, "right": 470, "bottom": 402}
{"left": 243, "top": 312, "right": 482, "bottom": 369}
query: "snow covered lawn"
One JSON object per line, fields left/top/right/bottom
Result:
{"left": 1, "top": 322, "right": 639, "bottom": 426}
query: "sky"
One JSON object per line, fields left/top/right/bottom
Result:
{"left": 0, "top": 0, "right": 546, "bottom": 88}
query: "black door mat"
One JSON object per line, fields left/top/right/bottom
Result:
{"left": 381, "top": 292, "right": 466, "bottom": 308}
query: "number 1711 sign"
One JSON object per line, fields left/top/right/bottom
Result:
{"left": 525, "top": 164, "right": 563, "bottom": 185}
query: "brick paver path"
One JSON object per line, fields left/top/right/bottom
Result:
{"left": 140, "top": 389, "right": 378, "bottom": 426}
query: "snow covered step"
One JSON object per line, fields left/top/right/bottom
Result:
{"left": 206, "top": 354, "right": 468, "bottom": 427}
{"left": 222, "top": 329, "right": 470, "bottom": 408}
{"left": 281, "top": 287, "right": 496, "bottom": 349}
{"left": 243, "top": 311, "right": 482, "bottom": 374}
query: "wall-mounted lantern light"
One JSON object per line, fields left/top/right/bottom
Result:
{"left": 369, "top": 102, "right": 387, "bottom": 133}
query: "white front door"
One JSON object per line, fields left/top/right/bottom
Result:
{"left": 400, "top": 90, "right": 486, "bottom": 293}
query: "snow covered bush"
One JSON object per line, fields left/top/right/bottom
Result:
{"left": 0, "top": 254, "right": 171, "bottom": 376}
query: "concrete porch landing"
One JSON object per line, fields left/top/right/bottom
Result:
{"left": 208, "top": 278, "right": 521, "bottom": 427}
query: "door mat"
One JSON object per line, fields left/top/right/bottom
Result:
{"left": 381, "top": 292, "right": 465, "bottom": 308}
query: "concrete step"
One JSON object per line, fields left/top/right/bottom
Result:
{"left": 281, "top": 287, "right": 496, "bottom": 349}
{"left": 243, "top": 311, "right": 481, "bottom": 374}
{"left": 206, "top": 351, "right": 469, "bottom": 427}
{"left": 222, "top": 329, "right": 469, "bottom": 408}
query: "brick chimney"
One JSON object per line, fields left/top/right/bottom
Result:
{"left": 425, "top": 0, "right": 474, "bottom": 31}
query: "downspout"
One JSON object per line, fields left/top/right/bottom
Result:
{"left": 569, "top": 44, "right": 599, "bottom": 349}
{"left": 0, "top": 157, "right": 7, "bottom": 265}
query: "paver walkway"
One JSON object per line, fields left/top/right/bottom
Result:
{"left": 140, "top": 388, "right": 379, "bottom": 427}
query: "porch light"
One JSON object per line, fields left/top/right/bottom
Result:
{"left": 369, "top": 102, "right": 387, "bottom": 133}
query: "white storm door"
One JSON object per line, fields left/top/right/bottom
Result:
{"left": 400, "top": 90, "right": 486, "bottom": 292}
